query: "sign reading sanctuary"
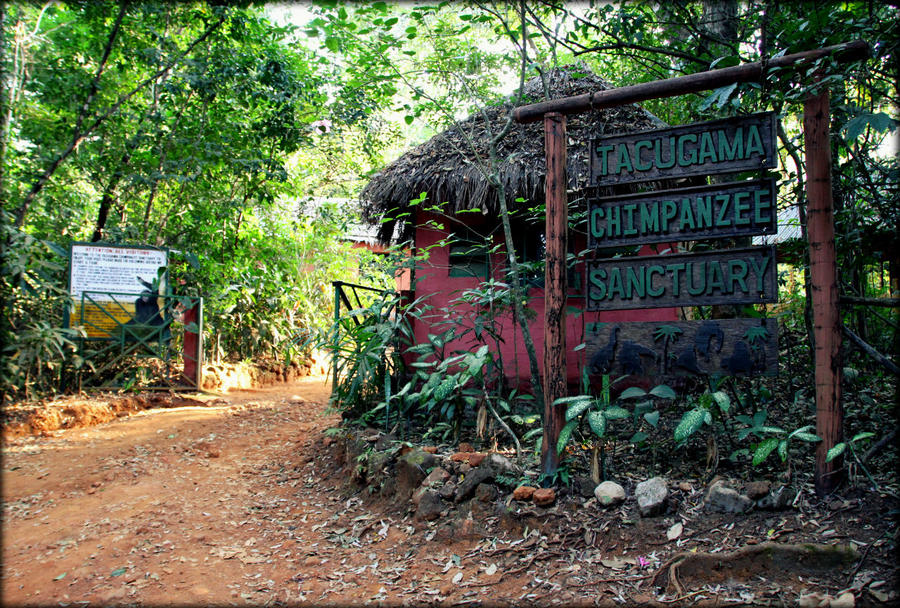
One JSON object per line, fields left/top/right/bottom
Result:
{"left": 586, "top": 246, "right": 777, "bottom": 311}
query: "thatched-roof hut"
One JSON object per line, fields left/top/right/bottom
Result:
{"left": 360, "top": 65, "right": 666, "bottom": 244}
{"left": 359, "top": 65, "right": 678, "bottom": 388}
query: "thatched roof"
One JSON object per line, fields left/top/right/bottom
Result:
{"left": 360, "top": 65, "right": 667, "bottom": 244}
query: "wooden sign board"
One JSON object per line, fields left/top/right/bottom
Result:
{"left": 588, "top": 178, "right": 777, "bottom": 248}
{"left": 590, "top": 112, "right": 777, "bottom": 185}
{"left": 584, "top": 318, "right": 778, "bottom": 377}
{"left": 586, "top": 245, "right": 777, "bottom": 311}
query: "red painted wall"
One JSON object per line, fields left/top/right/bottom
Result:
{"left": 407, "top": 210, "right": 679, "bottom": 389}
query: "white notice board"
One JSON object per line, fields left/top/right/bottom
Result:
{"left": 68, "top": 244, "right": 168, "bottom": 338}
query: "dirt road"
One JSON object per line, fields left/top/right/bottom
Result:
{"left": 3, "top": 377, "right": 471, "bottom": 606}
{"left": 3, "top": 378, "right": 580, "bottom": 607}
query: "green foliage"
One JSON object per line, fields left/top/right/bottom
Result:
{"left": 326, "top": 291, "right": 413, "bottom": 422}
{"left": 556, "top": 379, "right": 677, "bottom": 454}
{"left": 733, "top": 410, "right": 821, "bottom": 467}
{"left": 0, "top": 212, "right": 83, "bottom": 402}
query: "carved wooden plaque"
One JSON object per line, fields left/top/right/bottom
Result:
{"left": 584, "top": 318, "right": 778, "bottom": 377}
{"left": 588, "top": 178, "right": 777, "bottom": 248}
{"left": 586, "top": 245, "right": 777, "bottom": 311}
{"left": 590, "top": 112, "right": 777, "bottom": 186}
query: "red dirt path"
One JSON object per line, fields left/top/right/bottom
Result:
{"left": 1, "top": 378, "right": 550, "bottom": 606}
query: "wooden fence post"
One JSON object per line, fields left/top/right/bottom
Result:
{"left": 541, "top": 112, "right": 568, "bottom": 477}
{"left": 805, "top": 85, "right": 845, "bottom": 496}
{"left": 182, "top": 299, "right": 203, "bottom": 388}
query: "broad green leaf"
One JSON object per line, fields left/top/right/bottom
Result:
{"left": 792, "top": 432, "right": 821, "bottom": 442}
{"left": 851, "top": 431, "right": 875, "bottom": 443}
{"left": 777, "top": 439, "right": 788, "bottom": 461}
{"left": 753, "top": 438, "right": 780, "bottom": 466}
{"left": 565, "top": 397, "right": 594, "bottom": 421}
{"left": 649, "top": 385, "right": 676, "bottom": 400}
{"left": 674, "top": 408, "right": 706, "bottom": 442}
{"left": 604, "top": 406, "right": 630, "bottom": 420}
{"left": 557, "top": 419, "right": 579, "bottom": 455}
{"left": 825, "top": 443, "right": 846, "bottom": 462}
{"left": 587, "top": 410, "right": 607, "bottom": 438}
{"left": 630, "top": 431, "right": 648, "bottom": 444}
{"left": 619, "top": 386, "right": 647, "bottom": 400}
{"left": 753, "top": 437, "right": 778, "bottom": 466}
{"left": 711, "top": 391, "right": 730, "bottom": 413}
{"left": 433, "top": 377, "right": 455, "bottom": 401}
{"left": 643, "top": 410, "right": 660, "bottom": 428}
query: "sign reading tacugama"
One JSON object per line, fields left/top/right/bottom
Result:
{"left": 586, "top": 245, "right": 777, "bottom": 311}
{"left": 588, "top": 178, "right": 777, "bottom": 248}
{"left": 590, "top": 112, "right": 777, "bottom": 185}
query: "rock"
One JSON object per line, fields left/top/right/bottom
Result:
{"left": 396, "top": 449, "right": 437, "bottom": 499}
{"left": 414, "top": 490, "right": 443, "bottom": 522}
{"left": 744, "top": 480, "right": 771, "bottom": 500}
{"left": 704, "top": 480, "right": 752, "bottom": 513}
{"left": 458, "top": 442, "right": 475, "bottom": 453}
{"left": 450, "top": 452, "right": 470, "bottom": 463}
{"left": 439, "top": 482, "right": 457, "bottom": 501}
{"left": 755, "top": 485, "right": 792, "bottom": 510}
{"left": 678, "top": 482, "right": 693, "bottom": 492}
{"left": 412, "top": 486, "right": 427, "bottom": 507}
{"left": 532, "top": 487, "right": 556, "bottom": 507}
{"left": 454, "top": 454, "right": 517, "bottom": 503}
{"left": 365, "top": 450, "right": 392, "bottom": 488}
{"left": 468, "top": 453, "right": 486, "bottom": 467}
{"left": 455, "top": 466, "right": 494, "bottom": 503}
{"left": 594, "top": 481, "right": 626, "bottom": 507}
{"left": 374, "top": 433, "right": 397, "bottom": 451}
{"left": 512, "top": 485, "right": 536, "bottom": 501}
{"left": 831, "top": 592, "right": 855, "bottom": 608}
{"left": 289, "top": 395, "right": 305, "bottom": 403}
{"left": 421, "top": 467, "right": 451, "bottom": 488}
{"left": 458, "top": 463, "right": 471, "bottom": 474}
{"left": 635, "top": 477, "right": 668, "bottom": 517}
{"left": 484, "top": 453, "right": 519, "bottom": 475}
{"left": 475, "top": 483, "right": 498, "bottom": 503}
{"left": 455, "top": 516, "right": 477, "bottom": 538}
{"left": 422, "top": 446, "right": 439, "bottom": 454}
{"left": 573, "top": 476, "right": 596, "bottom": 498}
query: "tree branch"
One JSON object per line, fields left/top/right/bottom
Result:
{"left": 14, "top": 11, "right": 228, "bottom": 228}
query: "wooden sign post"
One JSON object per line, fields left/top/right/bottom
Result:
{"left": 805, "top": 84, "right": 844, "bottom": 495}
{"left": 515, "top": 40, "right": 869, "bottom": 494}
{"left": 542, "top": 112, "right": 568, "bottom": 477}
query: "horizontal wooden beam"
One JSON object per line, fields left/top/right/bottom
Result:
{"left": 840, "top": 295, "right": 900, "bottom": 308}
{"left": 513, "top": 40, "right": 870, "bottom": 123}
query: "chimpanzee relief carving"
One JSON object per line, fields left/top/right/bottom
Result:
{"left": 584, "top": 319, "right": 776, "bottom": 377}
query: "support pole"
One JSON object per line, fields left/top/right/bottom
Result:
{"left": 805, "top": 86, "right": 844, "bottom": 497}
{"left": 182, "top": 300, "right": 203, "bottom": 388}
{"left": 541, "top": 112, "right": 568, "bottom": 478}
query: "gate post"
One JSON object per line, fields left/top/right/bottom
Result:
{"left": 183, "top": 299, "right": 203, "bottom": 388}
{"left": 805, "top": 85, "right": 844, "bottom": 496}
{"left": 541, "top": 112, "right": 568, "bottom": 477}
